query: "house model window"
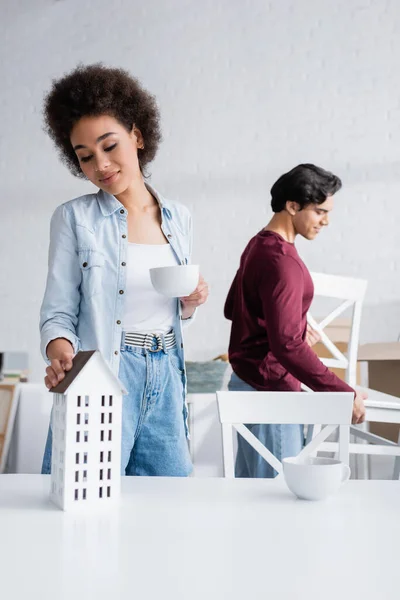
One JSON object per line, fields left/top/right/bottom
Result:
{"left": 49, "top": 351, "right": 126, "bottom": 511}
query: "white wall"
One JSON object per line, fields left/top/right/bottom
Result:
{"left": 1, "top": 0, "right": 400, "bottom": 382}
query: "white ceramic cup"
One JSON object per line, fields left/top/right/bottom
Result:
{"left": 149, "top": 265, "right": 200, "bottom": 298}
{"left": 282, "top": 456, "right": 351, "bottom": 501}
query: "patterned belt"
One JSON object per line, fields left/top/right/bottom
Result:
{"left": 123, "top": 330, "right": 176, "bottom": 352}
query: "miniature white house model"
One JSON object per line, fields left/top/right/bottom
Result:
{"left": 49, "top": 350, "right": 126, "bottom": 511}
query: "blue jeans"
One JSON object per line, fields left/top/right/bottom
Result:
{"left": 228, "top": 372, "right": 304, "bottom": 478}
{"left": 42, "top": 335, "right": 192, "bottom": 477}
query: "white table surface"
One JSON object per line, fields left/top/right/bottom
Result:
{"left": 0, "top": 475, "right": 399, "bottom": 600}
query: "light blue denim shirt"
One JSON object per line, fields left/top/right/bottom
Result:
{"left": 40, "top": 183, "right": 194, "bottom": 378}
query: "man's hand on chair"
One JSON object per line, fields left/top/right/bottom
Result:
{"left": 352, "top": 391, "right": 367, "bottom": 424}
{"left": 306, "top": 323, "right": 321, "bottom": 347}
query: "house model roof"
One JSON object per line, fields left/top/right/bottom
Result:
{"left": 50, "top": 350, "right": 126, "bottom": 394}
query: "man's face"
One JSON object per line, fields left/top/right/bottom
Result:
{"left": 291, "top": 195, "right": 334, "bottom": 240}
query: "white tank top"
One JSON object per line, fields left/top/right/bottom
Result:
{"left": 123, "top": 243, "right": 178, "bottom": 334}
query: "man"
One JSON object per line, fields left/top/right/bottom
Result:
{"left": 224, "top": 163, "right": 366, "bottom": 478}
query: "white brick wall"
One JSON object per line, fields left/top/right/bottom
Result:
{"left": 1, "top": 0, "right": 400, "bottom": 382}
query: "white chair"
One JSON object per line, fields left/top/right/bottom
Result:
{"left": 0, "top": 382, "right": 21, "bottom": 473}
{"left": 217, "top": 391, "right": 353, "bottom": 477}
{"left": 309, "top": 272, "right": 400, "bottom": 479}
{"left": 308, "top": 272, "right": 367, "bottom": 388}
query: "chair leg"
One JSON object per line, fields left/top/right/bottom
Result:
{"left": 354, "top": 421, "right": 370, "bottom": 480}
{"left": 305, "top": 424, "right": 314, "bottom": 446}
{"left": 187, "top": 403, "right": 195, "bottom": 476}
{"left": 332, "top": 426, "right": 339, "bottom": 461}
{"left": 393, "top": 431, "right": 400, "bottom": 480}
{"left": 221, "top": 424, "right": 235, "bottom": 478}
{"left": 305, "top": 424, "right": 322, "bottom": 457}
{"left": 339, "top": 425, "right": 350, "bottom": 466}
{"left": 392, "top": 458, "right": 400, "bottom": 480}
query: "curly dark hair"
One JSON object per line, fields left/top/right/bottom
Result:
{"left": 43, "top": 63, "right": 162, "bottom": 177}
{"left": 270, "top": 164, "right": 342, "bottom": 213}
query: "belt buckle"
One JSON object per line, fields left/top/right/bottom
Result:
{"left": 148, "top": 333, "right": 163, "bottom": 353}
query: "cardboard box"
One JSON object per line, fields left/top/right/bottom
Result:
{"left": 357, "top": 342, "right": 400, "bottom": 443}
{"left": 312, "top": 321, "right": 400, "bottom": 443}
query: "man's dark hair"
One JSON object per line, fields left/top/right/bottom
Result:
{"left": 270, "top": 164, "right": 342, "bottom": 213}
{"left": 43, "top": 63, "right": 162, "bottom": 177}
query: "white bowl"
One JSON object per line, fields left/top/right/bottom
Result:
{"left": 149, "top": 265, "right": 200, "bottom": 298}
{"left": 282, "top": 456, "right": 350, "bottom": 501}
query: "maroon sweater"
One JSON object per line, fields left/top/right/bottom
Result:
{"left": 225, "top": 230, "right": 354, "bottom": 394}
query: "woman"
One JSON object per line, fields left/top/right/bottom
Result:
{"left": 40, "top": 64, "right": 208, "bottom": 476}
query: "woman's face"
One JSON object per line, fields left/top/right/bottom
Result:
{"left": 70, "top": 115, "right": 144, "bottom": 195}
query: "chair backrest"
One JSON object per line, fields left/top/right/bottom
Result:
{"left": 217, "top": 391, "right": 353, "bottom": 477}
{"left": 308, "top": 272, "right": 368, "bottom": 388}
